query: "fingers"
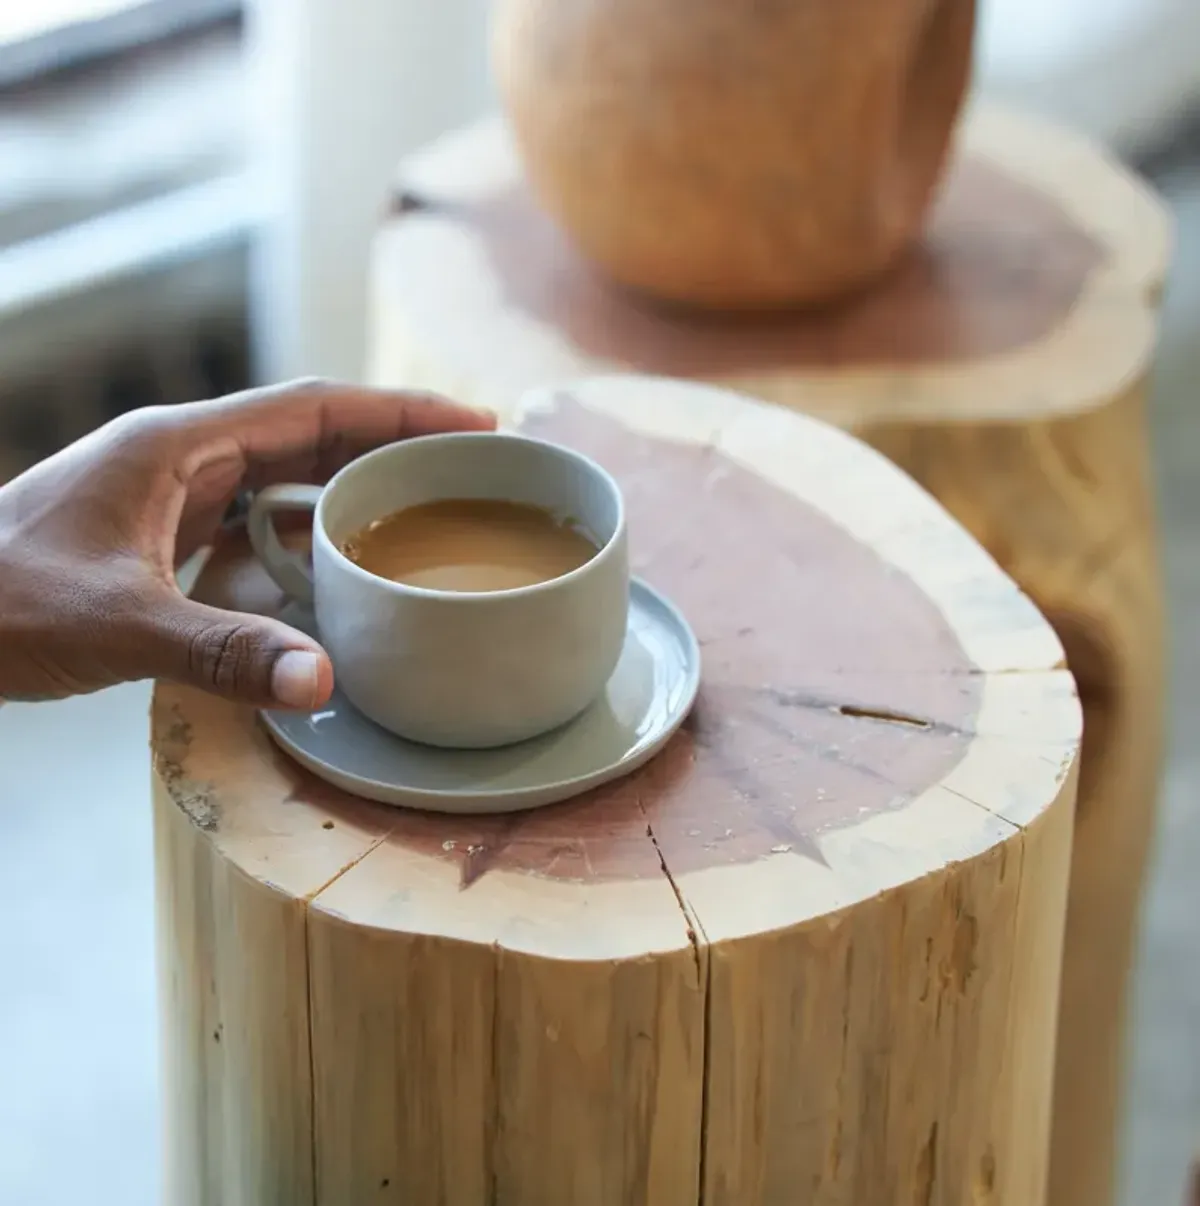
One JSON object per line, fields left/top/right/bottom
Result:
{"left": 175, "top": 378, "right": 496, "bottom": 486}
{"left": 137, "top": 591, "right": 335, "bottom": 709}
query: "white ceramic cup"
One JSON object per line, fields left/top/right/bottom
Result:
{"left": 247, "top": 431, "right": 629, "bottom": 749}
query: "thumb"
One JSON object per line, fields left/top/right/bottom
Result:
{"left": 142, "top": 595, "right": 334, "bottom": 709}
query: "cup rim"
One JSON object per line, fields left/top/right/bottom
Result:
{"left": 312, "top": 429, "right": 627, "bottom": 601}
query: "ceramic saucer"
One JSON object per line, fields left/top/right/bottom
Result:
{"left": 259, "top": 579, "right": 700, "bottom": 814}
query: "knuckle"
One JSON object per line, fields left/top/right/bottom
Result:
{"left": 188, "top": 623, "right": 265, "bottom": 695}
{"left": 111, "top": 402, "right": 173, "bottom": 436}
{"left": 285, "top": 375, "right": 333, "bottom": 396}
{"left": 103, "top": 403, "right": 178, "bottom": 457}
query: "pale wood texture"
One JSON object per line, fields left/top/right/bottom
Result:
{"left": 153, "top": 375, "right": 1081, "bottom": 1205}
{"left": 368, "top": 103, "right": 1169, "bottom": 1206}
{"left": 492, "top": 0, "right": 975, "bottom": 310}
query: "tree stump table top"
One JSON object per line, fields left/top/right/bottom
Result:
{"left": 152, "top": 377, "right": 1081, "bottom": 1206}
{"left": 370, "top": 102, "right": 1169, "bottom": 427}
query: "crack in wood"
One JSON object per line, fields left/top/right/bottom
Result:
{"left": 636, "top": 798, "right": 703, "bottom": 985}
{"left": 914, "top": 1120, "right": 938, "bottom": 1206}
{"left": 835, "top": 703, "right": 931, "bottom": 729}
{"left": 762, "top": 687, "right": 962, "bottom": 737}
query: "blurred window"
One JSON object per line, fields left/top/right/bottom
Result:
{"left": 0, "top": 0, "right": 240, "bottom": 89}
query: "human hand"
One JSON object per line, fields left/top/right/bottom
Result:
{"left": 0, "top": 379, "right": 495, "bottom": 707}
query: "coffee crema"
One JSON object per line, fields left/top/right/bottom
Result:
{"left": 341, "top": 498, "right": 599, "bottom": 592}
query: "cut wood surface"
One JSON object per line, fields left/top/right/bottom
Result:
{"left": 372, "top": 103, "right": 1168, "bottom": 424}
{"left": 153, "top": 376, "right": 1081, "bottom": 1206}
{"left": 369, "top": 103, "right": 1169, "bottom": 1206}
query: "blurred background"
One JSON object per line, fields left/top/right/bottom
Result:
{"left": 0, "top": 1, "right": 1196, "bottom": 1202}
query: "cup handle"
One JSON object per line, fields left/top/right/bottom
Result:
{"left": 247, "top": 484, "right": 323, "bottom": 606}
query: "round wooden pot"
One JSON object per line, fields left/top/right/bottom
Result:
{"left": 492, "top": 0, "right": 975, "bottom": 310}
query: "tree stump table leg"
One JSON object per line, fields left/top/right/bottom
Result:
{"left": 153, "top": 377, "right": 1081, "bottom": 1205}
{"left": 367, "top": 104, "right": 1170, "bottom": 1206}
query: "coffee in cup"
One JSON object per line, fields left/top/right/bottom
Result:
{"left": 341, "top": 498, "right": 599, "bottom": 593}
{"left": 247, "top": 432, "right": 629, "bottom": 749}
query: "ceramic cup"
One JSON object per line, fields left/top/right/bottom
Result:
{"left": 247, "top": 431, "right": 629, "bottom": 749}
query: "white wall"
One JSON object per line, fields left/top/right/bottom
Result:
{"left": 975, "top": 0, "right": 1200, "bottom": 150}
{"left": 247, "top": 0, "right": 494, "bottom": 384}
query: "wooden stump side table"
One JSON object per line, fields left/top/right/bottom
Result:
{"left": 152, "top": 377, "right": 1080, "bottom": 1205}
{"left": 368, "top": 103, "right": 1171, "bottom": 1206}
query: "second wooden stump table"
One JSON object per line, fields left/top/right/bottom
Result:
{"left": 153, "top": 377, "right": 1080, "bottom": 1205}
{"left": 369, "top": 103, "right": 1170, "bottom": 1206}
